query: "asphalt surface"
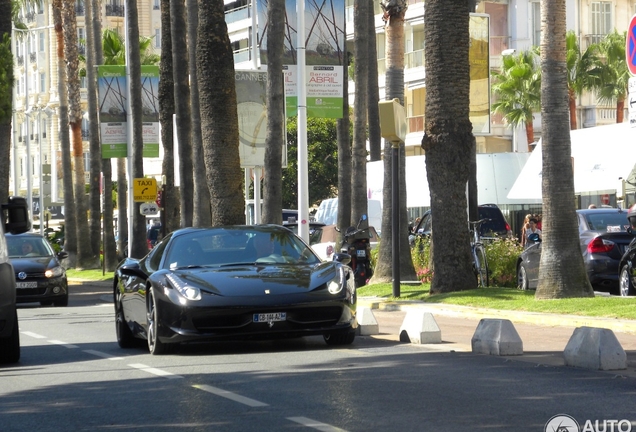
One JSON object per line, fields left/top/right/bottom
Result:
{"left": 68, "top": 279, "right": 636, "bottom": 378}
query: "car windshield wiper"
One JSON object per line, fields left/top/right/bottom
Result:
{"left": 217, "top": 262, "right": 258, "bottom": 267}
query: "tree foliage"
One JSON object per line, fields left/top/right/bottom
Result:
{"left": 283, "top": 116, "right": 340, "bottom": 209}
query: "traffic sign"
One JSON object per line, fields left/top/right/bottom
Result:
{"left": 140, "top": 202, "right": 159, "bottom": 215}
{"left": 627, "top": 15, "right": 636, "bottom": 75}
{"left": 133, "top": 178, "right": 157, "bottom": 202}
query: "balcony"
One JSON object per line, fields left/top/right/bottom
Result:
{"left": 407, "top": 115, "right": 424, "bottom": 134}
{"left": 233, "top": 47, "right": 251, "bottom": 64}
{"left": 405, "top": 49, "right": 424, "bottom": 69}
{"left": 581, "top": 106, "right": 625, "bottom": 128}
{"left": 105, "top": 4, "right": 124, "bottom": 17}
{"left": 225, "top": 4, "right": 250, "bottom": 24}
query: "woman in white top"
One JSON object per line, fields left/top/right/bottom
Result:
{"left": 526, "top": 218, "right": 541, "bottom": 240}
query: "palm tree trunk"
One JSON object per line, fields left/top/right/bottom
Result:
{"left": 568, "top": 88, "right": 577, "bottom": 130}
{"left": 262, "top": 0, "right": 285, "bottom": 225}
{"left": 535, "top": 0, "right": 593, "bottom": 299}
{"left": 197, "top": 0, "right": 244, "bottom": 225}
{"left": 171, "top": 0, "right": 194, "bottom": 228}
{"left": 187, "top": 0, "right": 211, "bottom": 227}
{"left": 422, "top": 0, "right": 475, "bottom": 293}
{"left": 0, "top": 0, "right": 12, "bottom": 204}
{"left": 352, "top": 0, "right": 368, "bottom": 224}
{"left": 159, "top": 0, "right": 178, "bottom": 235}
{"left": 52, "top": 1, "right": 77, "bottom": 267}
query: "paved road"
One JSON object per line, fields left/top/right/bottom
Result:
{"left": 3, "top": 280, "right": 634, "bottom": 432}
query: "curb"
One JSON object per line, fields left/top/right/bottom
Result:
{"left": 358, "top": 297, "right": 636, "bottom": 336}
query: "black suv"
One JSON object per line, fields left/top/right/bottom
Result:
{"left": 410, "top": 203, "right": 512, "bottom": 245}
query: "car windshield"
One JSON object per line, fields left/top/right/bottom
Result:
{"left": 164, "top": 227, "right": 321, "bottom": 269}
{"left": 6, "top": 236, "right": 55, "bottom": 258}
{"left": 585, "top": 212, "right": 631, "bottom": 232}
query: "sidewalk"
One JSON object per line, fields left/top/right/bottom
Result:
{"left": 357, "top": 296, "right": 636, "bottom": 378}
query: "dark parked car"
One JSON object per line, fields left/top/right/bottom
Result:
{"left": 114, "top": 225, "right": 357, "bottom": 354}
{"left": 517, "top": 208, "right": 634, "bottom": 293}
{"left": 410, "top": 203, "right": 512, "bottom": 245}
{"left": 617, "top": 205, "right": 636, "bottom": 297}
{"left": 6, "top": 233, "right": 69, "bottom": 307}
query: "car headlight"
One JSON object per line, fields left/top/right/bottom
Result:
{"left": 327, "top": 267, "right": 345, "bottom": 294}
{"left": 165, "top": 274, "right": 202, "bottom": 301}
{"left": 45, "top": 266, "right": 65, "bottom": 278}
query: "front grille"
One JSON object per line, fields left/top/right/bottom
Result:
{"left": 15, "top": 272, "right": 46, "bottom": 279}
{"left": 17, "top": 287, "right": 47, "bottom": 296}
{"left": 192, "top": 306, "right": 344, "bottom": 332}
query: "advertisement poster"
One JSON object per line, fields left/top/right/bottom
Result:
{"left": 97, "top": 65, "right": 161, "bottom": 158}
{"left": 98, "top": 65, "right": 128, "bottom": 158}
{"left": 235, "top": 70, "right": 287, "bottom": 168}
{"left": 258, "top": 0, "right": 345, "bottom": 119}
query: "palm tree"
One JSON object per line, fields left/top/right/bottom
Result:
{"left": 421, "top": 0, "right": 475, "bottom": 293}
{"left": 262, "top": 0, "right": 285, "bottom": 225}
{"left": 84, "top": 0, "right": 102, "bottom": 260}
{"left": 52, "top": 0, "right": 78, "bottom": 267}
{"left": 367, "top": 3, "right": 381, "bottom": 162}
{"left": 351, "top": 0, "right": 368, "bottom": 225}
{"left": 170, "top": 0, "right": 193, "bottom": 228}
{"left": 62, "top": 0, "right": 96, "bottom": 268}
{"left": 491, "top": 48, "right": 542, "bottom": 147}
{"left": 186, "top": 0, "right": 211, "bottom": 227}
{"left": 595, "top": 30, "right": 629, "bottom": 124}
{"left": 372, "top": 0, "right": 417, "bottom": 285}
{"left": 535, "top": 0, "right": 594, "bottom": 299}
{"left": 158, "top": 0, "right": 178, "bottom": 235}
{"left": 0, "top": 0, "right": 12, "bottom": 204}
{"left": 566, "top": 30, "right": 600, "bottom": 130}
{"left": 197, "top": 0, "right": 244, "bottom": 225}
{"left": 124, "top": 0, "right": 148, "bottom": 259}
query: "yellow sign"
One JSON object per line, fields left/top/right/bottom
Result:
{"left": 133, "top": 178, "right": 157, "bottom": 202}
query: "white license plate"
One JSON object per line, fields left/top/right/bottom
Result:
{"left": 16, "top": 281, "right": 37, "bottom": 288}
{"left": 253, "top": 312, "right": 286, "bottom": 323}
{"left": 356, "top": 249, "right": 366, "bottom": 257}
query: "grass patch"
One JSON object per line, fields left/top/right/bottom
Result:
{"left": 357, "top": 283, "right": 636, "bottom": 320}
{"left": 66, "top": 268, "right": 115, "bottom": 281}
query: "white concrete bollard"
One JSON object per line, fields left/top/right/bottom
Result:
{"left": 399, "top": 310, "right": 442, "bottom": 344}
{"left": 564, "top": 326, "right": 627, "bottom": 370}
{"left": 471, "top": 318, "right": 523, "bottom": 356}
{"left": 356, "top": 307, "right": 379, "bottom": 336}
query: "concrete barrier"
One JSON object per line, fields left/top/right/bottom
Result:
{"left": 564, "top": 326, "right": 627, "bottom": 370}
{"left": 471, "top": 319, "right": 523, "bottom": 356}
{"left": 356, "top": 307, "right": 379, "bottom": 336}
{"left": 399, "top": 310, "right": 441, "bottom": 344}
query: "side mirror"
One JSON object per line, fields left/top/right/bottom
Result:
{"left": 2, "top": 196, "right": 31, "bottom": 234}
{"left": 332, "top": 252, "right": 351, "bottom": 266}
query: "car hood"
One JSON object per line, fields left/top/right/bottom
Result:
{"left": 10, "top": 257, "right": 59, "bottom": 272}
{"left": 163, "top": 261, "right": 342, "bottom": 297}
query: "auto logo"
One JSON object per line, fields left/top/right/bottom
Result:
{"left": 18, "top": 272, "right": 27, "bottom": 280}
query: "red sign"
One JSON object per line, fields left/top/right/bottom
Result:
{"left": 627, "top": 15, "right": 636, "bottom": 75}
{"left": 155, "top": 190, "right": 163, "bottom": 208}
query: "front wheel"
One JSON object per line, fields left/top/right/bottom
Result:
{"left": 474, "top": 246, "right": 489, "bottom": 288}
{"left": 147, "top": 287, "right": 173, "bottom": 355}
{"left": 619, "top": 265, "right": 635, "bottom": 297}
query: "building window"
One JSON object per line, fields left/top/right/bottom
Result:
{"left": 155, "top": 28, "right": 161, "bottom": 49}
{"left": 40, "top": 73, "right": 45, "bottom": 93}
{"left": 154, "top": 0, "right": 159, "bottom": 9}
{"left": 531, "top": 2, "right": 541, "bottom": 46}
{"left": 591, "top": 1, "right": 611, "bottom": 42}
{"left": 39, "top": 32, "right": 45, "bottom": 51}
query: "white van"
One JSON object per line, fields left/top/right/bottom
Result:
{"left": 314, "top": 198, "right": 382, "bottom": 235}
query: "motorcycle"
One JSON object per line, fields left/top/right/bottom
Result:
{"left": 339, "top": 214, "right": 374, "bottom": 287}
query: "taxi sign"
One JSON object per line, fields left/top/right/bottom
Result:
{"left": 133, "top": 178, "right": 157, "bottom": 202}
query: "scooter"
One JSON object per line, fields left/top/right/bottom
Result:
{"left": 340, "top": 214, "right": 373, "bottom": 287}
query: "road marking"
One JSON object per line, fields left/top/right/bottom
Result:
{"left": 83, "top": 350, "right": 125, "bottom": 360}
{"left": 193, "top": 384, "right": 268, "bottom": 407}
{"left": 287, "top": 417, "right": 348, "bottom": 431}
{"left": 128, "top": 363, "right": 183, "bottom": 379}
{"left": 49, "top": 340, "right": 79, "bottom": 348}
{"left": 21, "top": 331, "right": 46, "bottom": 339}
